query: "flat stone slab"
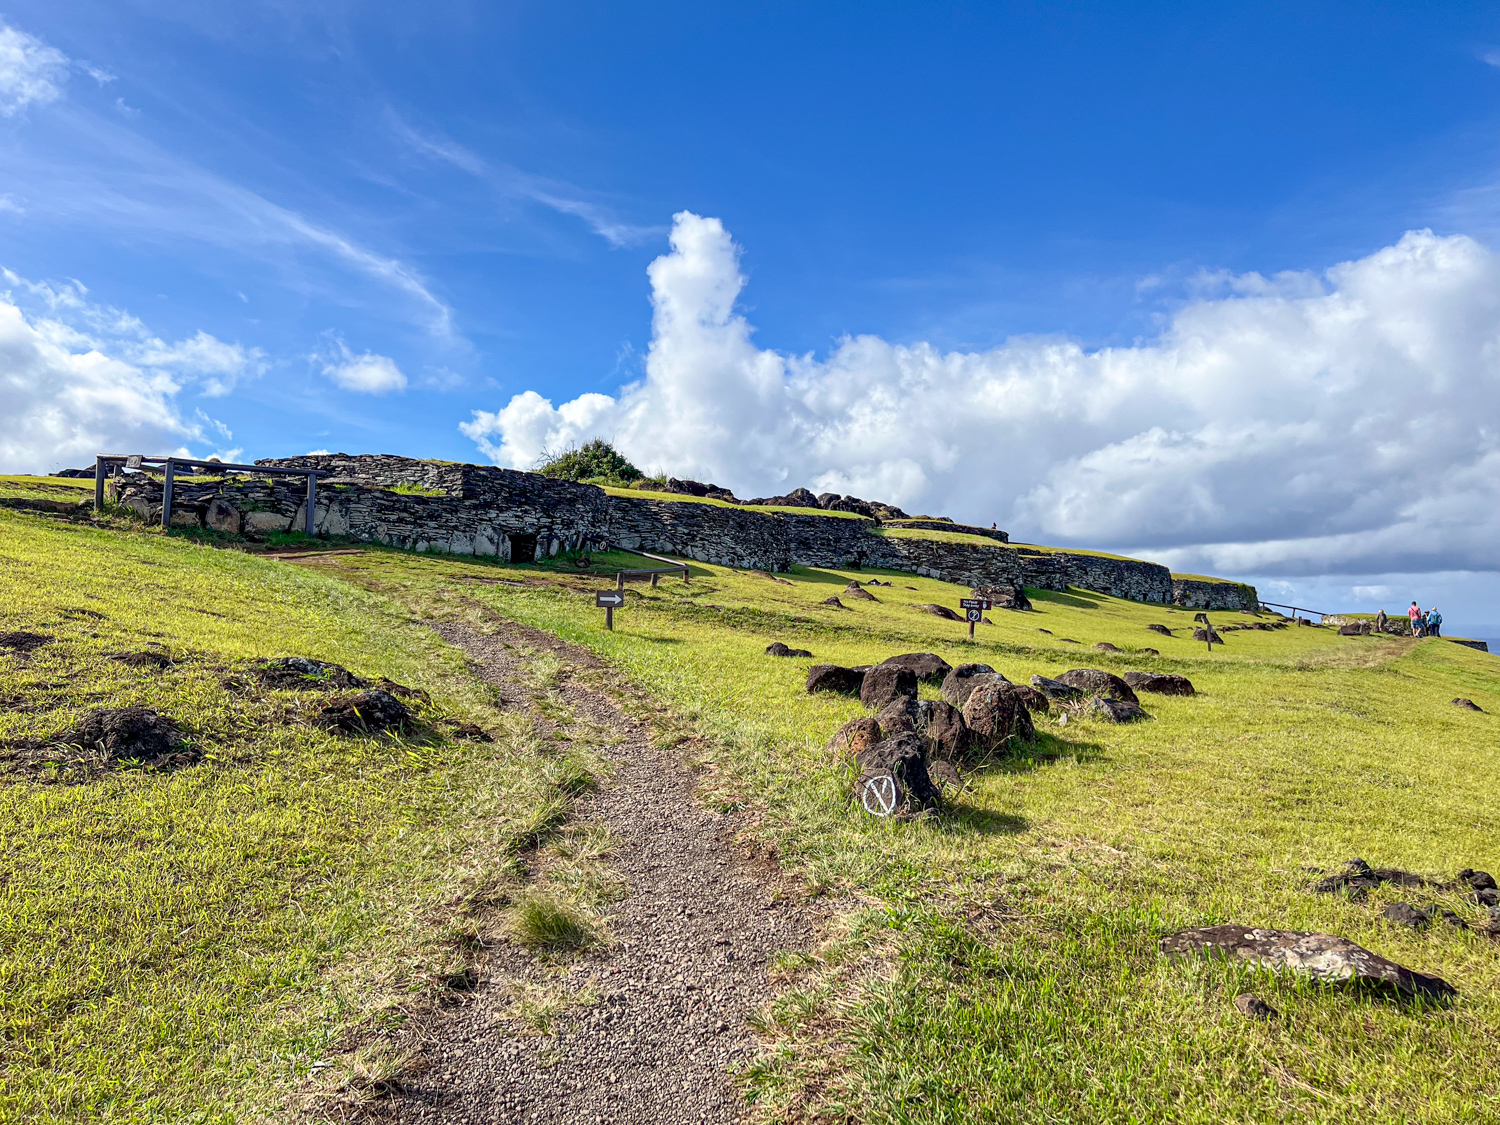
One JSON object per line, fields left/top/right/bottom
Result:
{"left": 1161, "top": 924, "right": 1456, "bottom": 999}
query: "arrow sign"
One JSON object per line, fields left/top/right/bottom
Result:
{"left": 595, "top": 591, "right": 626, "bottom": 608}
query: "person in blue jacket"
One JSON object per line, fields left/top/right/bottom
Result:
{"left": 1428, "top": 607, "right": 1442, "bottom": 637}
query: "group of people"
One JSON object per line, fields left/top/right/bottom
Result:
{"left": 1374, "top": 604, "right": 1442, "bottom": 637}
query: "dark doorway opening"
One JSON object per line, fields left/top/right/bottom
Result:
{"left": 509, "top": 533, "right": 537, "bottom": 563}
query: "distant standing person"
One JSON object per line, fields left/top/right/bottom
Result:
{"left": 1375, "top": 608, "right": 1387, "bottom": 633}
{"left": 1428, "top": 607, "right": 1442, "bottom": 637}
{"left": 1408, "top": 601, "right": 1421, "bottom": 636}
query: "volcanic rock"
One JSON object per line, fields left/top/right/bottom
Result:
{"left": 961, "top": 679, "right": 1036, "bottom": 751}
{"left": 941, "top": 663, "right": 999, "bottom": 708}
{"left": 826, "top": 716, "right": 883, "bottom": 759}
{"left": 1121, "top": 671, "right": 1195, "bottom": 696}
{"left": 1452, "top": 698, "right": 1483, "bottom": 711}
{"left": 1029, "top": 674, "right": 1083, "bottom": 701}
{"left": 1234, "top": 994, "right": 1278, "bottom": 1020}
{"left": 860, "top": 664, "right": 919, "bottom": 710}
{"left": 314, "top": 690, "right": 412, "bottom": 735}
{"left": 1160, "top": 924, "right": 1455, "bottom": 999}
{"left": 1146, "top": 624, "right": 1172, "bottom": 636}
{"left": 256, "top": 656, "right": 367, "bottom": 691}
{"left": 1091, "top": 696, "right": 1151, "bottom": 723}
{"left": 805, "top": 664, "right": 865, "bottom": 695}
{"left": 766, "top": 642, "right": 813, "bottom": 658}
{"left": 915, "top": 699, "right": 969, "bottom": 759}
{"left": 918, "top": 604, "right": 962, "bottom": 621}
{"left": 972, "top": 584, "right": 1032, "bottom": 612}
{"left": 881, "top": 652, "right": 953, "bottom": 686}
{"left": 1055, "top": 668, "right": 1139, "bottom": 704}
{"left": 855, "top": 733, "right": 940, "bottom": 818}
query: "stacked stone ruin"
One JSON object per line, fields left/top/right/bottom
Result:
{"left": 105, "top": 453, "right": 1258, "bottom": 609}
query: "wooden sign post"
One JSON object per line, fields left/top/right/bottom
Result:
{"left": 960, "top": 597, "right": 989, "bottom": 640}
{"left": 596, "top": 589, "right": 625, "bottom": 630}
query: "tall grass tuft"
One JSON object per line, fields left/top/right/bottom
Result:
{"left": 511, "top": 893, "right": 598, "bottom": 952}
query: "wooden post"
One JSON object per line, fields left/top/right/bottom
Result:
{"left": 606, "top": 605, "right": 614, "bottom": 631}
{"left": 968, "top": 617, "right": 975, "bottom": 641}
{"left": 617, "top": 572, "right": 625, "bottom": 592}
{"left": 651, "top": 572, "right": 659, "bottom": 587}
{"left": 305, "top": 472, "right": 316, "bottom": 536}
{"left": 161, "top": 458, "right": 175, "bottom": 529}
{"left": 94, "top": 456, "right": 106, "bottom": 512}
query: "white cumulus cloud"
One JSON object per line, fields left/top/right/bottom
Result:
{"left": 0, "top": 269, "right": 256, "bottom": 472}
{"left": 0, "top": 21, "right": 68, "bottom": 116}
{"left": 318, "top": 337, "right": 408, "bottom": 394}
{"left": 462, "top": 212, "right": 1500, "bottom": 579}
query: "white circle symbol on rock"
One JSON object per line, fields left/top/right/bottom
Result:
{"left": 861, "top": 773, "right": 898, "bottom": 817}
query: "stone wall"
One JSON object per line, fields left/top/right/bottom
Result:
{"left": 1171, "top": 578, "right": 1261, "bottom": 612}
{"left": 108, "top": 453, "right": 1256, "bottom": 607}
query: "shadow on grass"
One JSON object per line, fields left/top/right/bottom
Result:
{"left": 1028, "top": 586, "right": 1105, "bottom": 610}
{"left": 937, "top": 805, "right": 1030, "bottom": 836}
{"left": 985, "top": 731, "right": 1108, "bottom": 776}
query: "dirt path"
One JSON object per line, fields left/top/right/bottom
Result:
{"left": 366, "top": 617, "right": 823, "bottom": 1124}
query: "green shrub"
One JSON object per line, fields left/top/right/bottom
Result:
{"left": 537, "top": 440, "right": 643, "bottom": 484}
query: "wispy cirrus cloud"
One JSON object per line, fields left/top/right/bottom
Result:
{"left": 0, "top": 20, "right": 68, "bottom": 115}
{"left": 0, "top": 19, "right": 458, "bottom": 343}
{"left": 389, "top": 113, "right": 662, "bottom": 248}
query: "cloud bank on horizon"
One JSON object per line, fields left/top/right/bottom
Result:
{"left": 462, "top": 212, "right": 1500, "bottom": 579}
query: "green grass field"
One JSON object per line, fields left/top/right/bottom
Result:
{"left": 3, "top": 500, "right": 1500, "bottom": 1122}
{"left": 0, "top": 510, "right": 601, "bottom": 1123}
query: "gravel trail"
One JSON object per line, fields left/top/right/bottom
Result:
{"left": 362, "top": 617, "right": 822, "bottom": 1124}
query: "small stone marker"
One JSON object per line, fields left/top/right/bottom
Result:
{"left": 960, "top": 597, "right": 989, "bottom": 639}
{"left": 596, "top": 589, "right": 625, "bottom": 630}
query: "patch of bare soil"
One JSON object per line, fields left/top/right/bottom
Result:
{"left": 348, "top": 617, "right": 824, "bottom": 1124}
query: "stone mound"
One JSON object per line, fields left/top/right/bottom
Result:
{"left": 1161, "top": 924, "right": 1455, "bottom": 999}
{"left": 765, "top": 642, "right": 813, "bottom": 658}
{"left": 1146, "top": 624, "right": 1172, "bottom": 636}
{"left": 843, "top": 583, "right": 879, "bottom": 601}
{"left": 1192, "top": 628, "right": 1226, "bottom": 643}
{"left": 806, "top": 665, "right": 864, "bottom": 695}
{"left": 918, "top": 604, "right": 961, "bottom": 621}
{"left": 819, "top": 596, "right": 847, "bottom": 609}
{"left": 1055, "top": 668, "right": 1138, "bottom": 704}
{"left": 941, "top": 663, "right": 998, "bottom": 708}
{"left": 881, "top": 652, "right": 952, "bottom": 686}
{"left": 0, "top": 631, "right": 52, "bottom": 654}
{"left": 1121, "top": 671, "right": 1195, "bottom": 696}
{"left": 860, "top": 665, "right": 918, "bottom": 710}
{"left": 1452, "top": 697, "right": 1483, "bottom": 711}
{"left": 314, "top": 690, "right": 413, "bottom": 735}
{"left": 256, "top": 656, "right": 367, "bottom": 690}
{"left": 1139, "top": 647, "right": 1159, "bottom": 656}
{"left": 1094, "top": 642, "right": 1121, "bottom": 652}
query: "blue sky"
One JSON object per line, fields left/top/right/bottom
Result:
{"left": 3, "top": 3, "right": 1500, "bottom": 630}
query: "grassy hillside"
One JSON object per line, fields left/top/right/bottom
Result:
{"left": 0, "top": 511, "right": 597, "bottom": 1122}
{"left": 322, "top": 547, "right": 1500, "bottom": 1123}
{"left": 4, "top": 500, "right": 1500, "bottom": 1122}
